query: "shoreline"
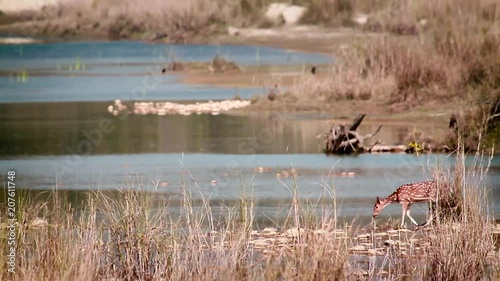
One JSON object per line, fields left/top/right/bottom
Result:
{"left": 0, "top": 98, "right": 452, "bottom": 124}
{"left": 0, "top": 27, "right": 458, "bottom": 131}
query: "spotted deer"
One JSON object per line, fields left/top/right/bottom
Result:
{"left": 373, "top": 180, "right": 446, "bottom": 227}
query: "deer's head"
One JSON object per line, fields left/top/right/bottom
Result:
{"left": 373, "top": 196, "right": 390, "bottom": 217}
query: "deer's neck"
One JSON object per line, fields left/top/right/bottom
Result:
{"left": 385, "top": 192, "right": 400, "bottom": 203}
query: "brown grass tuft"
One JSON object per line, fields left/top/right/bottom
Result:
{"left": 424, "top": 143, "right": 496, "bottom": 280}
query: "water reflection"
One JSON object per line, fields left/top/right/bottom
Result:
{"left": 0, "top": 102, "right": 445, "bottom": 157}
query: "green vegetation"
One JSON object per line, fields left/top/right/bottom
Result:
{"left": 54, "top": 57, "right": 87, "bottom": 72}
{"left": 14, "top": 70, "right": 29, "bottom": 83}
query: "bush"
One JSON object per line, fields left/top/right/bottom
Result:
{"left": 424, "top": 147, "right": 495, "bottom": 280}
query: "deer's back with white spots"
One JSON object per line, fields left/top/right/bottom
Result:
{"left": 390, "top": 180, "right": 437, "bottom": 203}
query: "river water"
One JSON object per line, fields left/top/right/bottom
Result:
{"left": 0, "top": 41, "right": 498, "bottom": 226}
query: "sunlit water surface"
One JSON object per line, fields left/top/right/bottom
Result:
{"left": 0, "top": 41, "right": 331, "bottom": 103}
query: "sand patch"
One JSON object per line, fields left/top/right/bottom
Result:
{"left": 0, "top": 0, "right": 58, "bottom": 12}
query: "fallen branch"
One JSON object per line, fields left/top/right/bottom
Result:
{"left": 323, "top": 114, "right": 382, "bottom": 154}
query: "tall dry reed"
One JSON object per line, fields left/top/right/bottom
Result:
{"left": 1, "top": 175, "right": 352, "bottom": 280}
{"left": 423, "top": 142, "right": 496, "bottom": 280}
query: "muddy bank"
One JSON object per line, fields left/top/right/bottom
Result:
{"left": 179, "top": 65, "right": 327, "bottom": 88}
{"left": 163, "top": 56, "right": 456, "bottom": 123}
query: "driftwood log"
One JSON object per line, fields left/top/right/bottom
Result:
{"left": 324, "top": 114, "right": 382, "bottom": 154}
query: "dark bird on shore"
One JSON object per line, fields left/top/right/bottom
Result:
{"left": 311, "top": 66, "right": 316, "bottom": 75}
{"left": 161, "top": 68, "right": 166, "bottom": 74}
{"left": 449, "top": 113, "right": 458, "bottom": 130}
{"left": 268, "top": 84, "right": 279, "bottom": 101}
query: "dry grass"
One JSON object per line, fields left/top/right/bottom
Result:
{"left": 289, "top": 31, "right": 498, "bottom": 106}
{"left": 1, "top": 0, "right": 494, "bottom": 40}
{"left": 1, "top": 147, "right": 499, "bottom": 280}
{"left": 296, "top": 0, "right": 420, "bottom": 32}
{"left": 0, "top": 0, "right": 270, "bottom": 40}
{"left": 0, "top": 174, "right": 351, "bottom": 280}
{"left": 272, "top": 0, "right": 500, "bottom": 148}
{"left": 288, "top": 36, "right": 457, "bottom": 104}
{"left": 297, "top": 0, "right": 355, "bottom": 27}
{"left": 423, "top": 144, "right": 497, "bottom": 280}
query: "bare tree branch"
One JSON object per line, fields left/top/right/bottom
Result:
{"left": 361, "top": 125, "right": 382, "bottom": 140}
{"left": 349, "top": 114, "right": 366, "bottom": 131}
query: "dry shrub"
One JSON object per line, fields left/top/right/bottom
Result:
{"left": 210, "top": 55, "right": 241, "bottom": 73}
{"left": 364, "top": 38, "right": 461, "bottom": 103}
{"left": 421, "top": 0, "right": 498, "bottom": 32}
{"left": 146, "top": 0, "right": 267, "bottom": 42}
{"left": 296, "top": 31, "right": 496, "bottom": 110}
{"left": 3, "top": 191, "right": 99, "bottom": 281}
{"left": 425, "top": 220, "right": 492, "bottom": 281}
{"left": 434, "top": 30, "right": 500, "bottom": 89}
{"left": 108, "top": 15, "right": 145, "bottom": 39}
{"left": 19, "top": 0, "right": 267, "bottom": 41}
{"left": 293, "top": 66, "right": 395, "bottom": 103}
{"left": 485, "top": 92, "right": 500, "bottom": 145}
{"left": 162, "top": 3, "right": 227, "bottom": 43}
{"left": 424, "top": 146, "right": 496, "bottom": 280}
{"left": 298, "top": 0, "right": 354, "bottom": 26}
{"left": 297, "top": 0, "right": 421, "bottom": 32}
{"left": 435, "top": 30, "right": 500, "bottom": 151}
{"left": 289, "top": 37, "right": 459, "bottom": 105}
{"left": 261, "top": 230, "right": 348, "bottom": 281}
{"left": 440, "top": 93, "right": 499, "bottom": 152}
{"left": 422, "top": 0, "right": 500, "bottom": 119}
{"left": 4, "top": 0, "right": 498, "bottom": 41}
{"left": 362, "top": 0, "right": 423, "bottom": 34}
{"left": 95, "top": 190, "right": 168, "bottom": 280}
{"left": 287, "top": 0, "right": 499, "bottom": 112}
{"left": 441, "top": 88, "right": 500, "bottom": 152}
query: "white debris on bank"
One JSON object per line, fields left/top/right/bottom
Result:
{"left": 0, "top": 0, "right": 58, "bottom": 12}
{"left": 108, "top": 99, "right": 251, "bottom": 116}
{"left": 0, "top": 37, "right": 40, "bottom": 44}
{"left": 265, "top": 3, "right": 307, "bottom": 25}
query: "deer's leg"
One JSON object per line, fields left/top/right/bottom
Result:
{"left": 401, "top": 202, "right": 408, "bottom": 227}
{"left": 405, "top": 204, "right": 419, "bottom": 226}
{"left": 422, "top": 200, "right": 434, "bottom": 226}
